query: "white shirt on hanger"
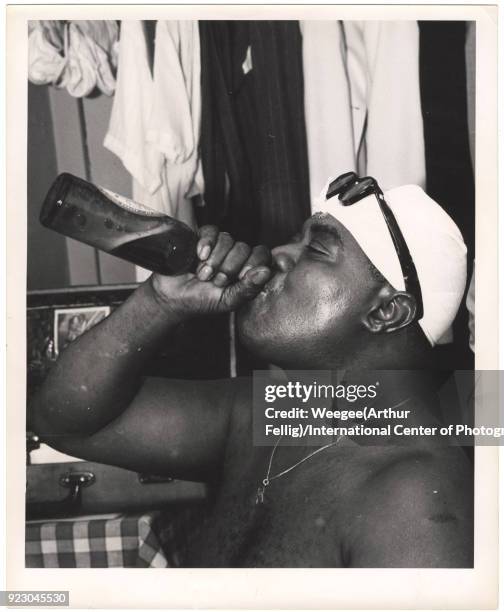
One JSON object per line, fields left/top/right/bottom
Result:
{"left": 302, "top": 19, "right": 426, "bottom": 213}
{"left": 104, "top": 20, "right": 204, "bottom": 281}
{"left": 300, "top": 21, "right": 356, "bottom": 206}
{"left": 344, "top": 20, "right": 426, "bottom": 191}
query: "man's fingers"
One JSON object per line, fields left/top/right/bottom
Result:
{"left": 197, "top": 225, "right": 219, "bottom": 261}
{"left": 196, "top": 229, "right": 272, "bottom": 292}
{"left": 220, "top": 266, "right": 272, "bottom": 310}
{"left": 238, "top": 245, "right": 272, "bottom": 279}
{"left": 213, "top": 242, "right": 252, "bottom": 286}
{"left": 197, "top": 232, "right": 234, "bottom": 281}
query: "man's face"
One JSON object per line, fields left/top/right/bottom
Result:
{"left": 236, "top": 213, "right": 383, "bottom": 368}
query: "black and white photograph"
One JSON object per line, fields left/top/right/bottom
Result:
{"left": 54, "top": 306, "right": 111, "bottom": 355}
{"left": 4, "top": 4, "right": 500, "bottom": 609}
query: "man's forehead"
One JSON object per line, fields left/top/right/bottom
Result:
{"left": 303, "top": 212, "right": 349, "bottom": 235}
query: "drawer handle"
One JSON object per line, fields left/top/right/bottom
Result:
{"left": 26, "top": 471, "right": 96, "bottom": 520}
{"left": 59, "top": 471, "right": 96, "bottom": 507}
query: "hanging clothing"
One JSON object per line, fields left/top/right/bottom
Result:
{"left": 419, "top": 22, "right": 474, "bottom": 365}
{"left": 466, "top": 260, "right": 475, "bottom": 353}
{"left": 303, "top": 20, "right": 426, "bottom": 211}
{"left": 146, "top": 20, "right": 204, "bottom": 217}
{"left": 199, "top": 21, "right": 311, "bottom": 247}
{"left": 64, "top": 21, "right": 119, "bottom": 97}
{"left": 198, "top": 21, "right": 257, "bottom": 243}
{"left": 104, "top": 21, "right": 165, "bottom": 193}
{"left": 419, "top": 21, "right": 474, "bottom": 261}
{"left": 344, "top": 20, "right": 426, "bottom": 190}
{"left": 28, "top": 20, "right": 118, "bottom": 97}
{"left": 28, "top": 21, "right": 67, "bottom": 87}
{"left": 247, "top": 22, "right": 311, "bottom": 246}
{"left": 103, "top": 20, "right": 160, "bottom": 282}
{"left": 300, "top": 21, "right": 356, "bottom": 204}
{"left": 465, "top": 21, "right": 475, "bottom": 172}
{"left": 104, "top": 20, "right": 202, "bottom": 227}
{"left": 105, "top": 20, "right": 203, "bottom": 281}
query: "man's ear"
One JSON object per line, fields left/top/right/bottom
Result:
{"left": 363, "top": 286, "right": 418, "bottom": 335}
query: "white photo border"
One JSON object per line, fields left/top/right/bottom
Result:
{"left": 6, "top": 4, "right": 499, "bottom": 609}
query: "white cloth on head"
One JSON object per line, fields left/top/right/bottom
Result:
{"left": 313, "top": 181, "right": 467, "bottom": 346}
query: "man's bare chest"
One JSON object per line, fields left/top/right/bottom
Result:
{"left": 183, "top": 446, "right": 355, "bottom": 567}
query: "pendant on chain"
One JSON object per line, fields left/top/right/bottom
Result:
{"left": 255, "top": 478, "right": 269, "bottom": 505}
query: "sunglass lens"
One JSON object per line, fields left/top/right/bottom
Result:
{"left": 326, "top": 172, "right": 357, "bottom": 199}
{"left": 341, "top": 177, "right": 376, "bottom": 205}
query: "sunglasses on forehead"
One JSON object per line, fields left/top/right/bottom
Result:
{"left": 325, "top": 172, "right": 424, "bottom": 321}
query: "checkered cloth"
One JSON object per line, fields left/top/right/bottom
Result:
{"left": 26, "top": 513, "right": 170, "bottom": 568}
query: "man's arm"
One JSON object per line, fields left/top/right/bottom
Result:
{"left": 30, "top": 226, "right": 271, "bottom": 482}
{"left": 344, "top": 450, "right": 473, "bottom": 567}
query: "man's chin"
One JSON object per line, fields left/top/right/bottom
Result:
{"left": 236, "top": 289, "right": 265, "bottom": 320}
{"left": 236, "top": 297, "right": 267, "bottom": 347}
{"left": 235, "top": 299, "right": 256, "bottom": 333}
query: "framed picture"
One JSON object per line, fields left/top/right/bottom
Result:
{"left": 53, "top": 306, "right": 110, "bottom": 356}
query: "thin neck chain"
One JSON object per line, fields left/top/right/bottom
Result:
{"left": 255, "top": 436, "right": 341, "bottom": 505}
{"left": 266, "top": 436, "right": 342, "bottom": 484}
{"left": 255, "top": 395, "right": 413, "bottom": 505}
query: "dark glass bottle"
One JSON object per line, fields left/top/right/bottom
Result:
{"left": 40, "top": 173, "right": 198, "bottom": 275}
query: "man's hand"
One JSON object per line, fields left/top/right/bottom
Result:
{"left": 150, "top": 225, "right": 272, "bottom": 318}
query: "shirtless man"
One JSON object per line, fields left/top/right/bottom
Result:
{"left": 30, "top": 174, "right": 473, "bottom": 568}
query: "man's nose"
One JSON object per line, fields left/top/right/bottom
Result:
{"left": 271, "top": 243, "right": 299, "bottom": 272}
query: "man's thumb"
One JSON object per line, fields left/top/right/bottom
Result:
{"left": 221, "top": 267, "right": 272, "bottom": 310}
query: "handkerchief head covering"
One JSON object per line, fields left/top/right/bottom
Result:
{"left": 313, "top": 180, "right": 467, "bottom": 346}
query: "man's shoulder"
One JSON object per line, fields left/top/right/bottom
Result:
{"left": 340, "top": 445, "right": 473, "bottom": 566}
{"left": 357, "top": 445, "right": 472, "bottom": 515}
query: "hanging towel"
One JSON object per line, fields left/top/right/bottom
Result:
{"left": 343, "top": 21, "right": 426, "bottom": 190}
{"left": 300, "top": 21, "right": 356, "bottom": 209}
{"left": 103, "top": 20, "right": 162, "bottom": 282}
{"left": 104, "top": 21, "right": 165, "bottom": 194}
{"left": 147, "top": 20, "right": 204, "bottom": 216}
{"left": 28, "top": 22, "right": 67, "bottom": 86}
{"left": 63, "top": 21, "right": 118, "bottom": 97}
{"left": 28, "top": 20, "right": 118, "bottom": 96}
{"left": 65, "top": 21, "right": 118, "bottom": 97}
{"left": 104, "top": 20, "right": 202, "bottom": 225}
{"left": 105, "top": 20, "right": 203, "bottom": 280}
